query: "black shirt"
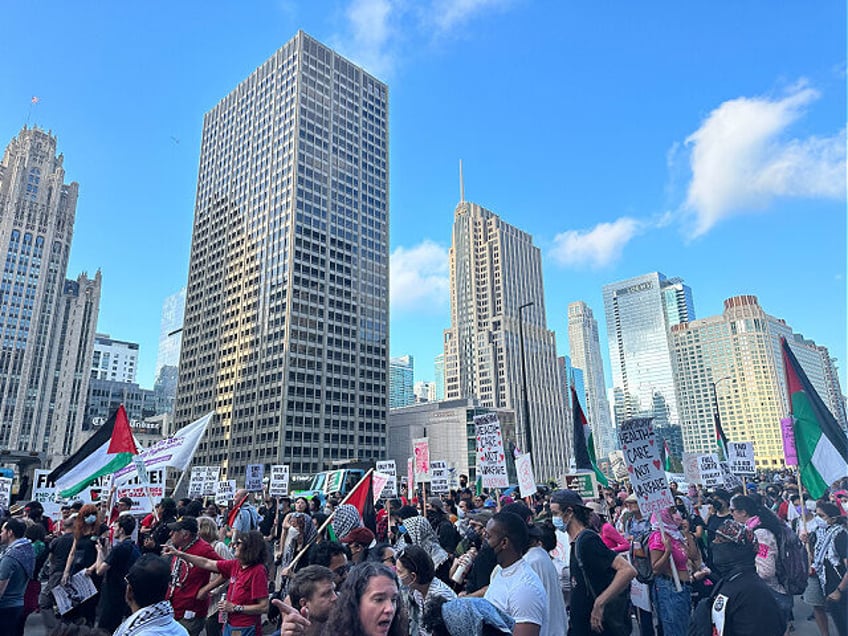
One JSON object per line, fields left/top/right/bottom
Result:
{"left": 465, "top": 544, "right": 498, "bottom": 594}
{"left": 707, "top": 570, "right": 785, "bottom": 636}
{"left": 49, "top": 533, "right": 75, "bottom": 575}
{"left": 103, "top": 538, "right": 141, "bottom": 603}
{"left": 569, "top": 529, "right": 617, "bottom": 636}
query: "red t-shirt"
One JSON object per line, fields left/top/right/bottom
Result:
{"left": 217, "top": 559, "right": 268, "bottom": 629}
{"left": 168, "top": 538, "right": 220, "bottom": 619}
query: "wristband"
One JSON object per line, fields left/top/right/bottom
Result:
{"left": 234, "top": 604, "right": 244, "bottom": 613}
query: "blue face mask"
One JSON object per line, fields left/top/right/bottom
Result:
{"left": 552, "top": 515, "right": 565, "bottom": 531}
{"left": 84, "top": 514, "right": 97, "bottom": 525}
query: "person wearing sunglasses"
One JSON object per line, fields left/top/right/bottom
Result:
{"left": 164, "top": 529, "right": 269, "bottom": 636}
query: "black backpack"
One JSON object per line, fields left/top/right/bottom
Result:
{"left": 774, "top": 524, "right": 809, "bottom": 595}
{"left": 628, "top": 529, "right": 655, "bottom": 584}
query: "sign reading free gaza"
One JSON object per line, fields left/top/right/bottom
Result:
{"left": 618, "top": 417, "right": 674, "bottom": 516}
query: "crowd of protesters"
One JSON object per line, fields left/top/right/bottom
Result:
{"left": 0, "top": 469, "right": 845, "bottom": 636}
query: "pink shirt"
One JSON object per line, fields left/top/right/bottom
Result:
{"left": 600, "top": 522, "right": 630, "bottom": 553}
{"left": 648, "top": 531, "right": 688, "bottom": 572}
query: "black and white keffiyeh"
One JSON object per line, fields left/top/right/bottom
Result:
{"left": 114, "top": 600, "right": 183, "bottom": 636}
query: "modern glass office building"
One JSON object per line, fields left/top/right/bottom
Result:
{"left": 389, "top": 355, "right": 414, "bottom": 409}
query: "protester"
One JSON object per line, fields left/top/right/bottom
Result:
{"left": 396, "top": 514, "right": 450, "bottom": 583}
{"left": 524, "top": 522, "right": 568, "bottom": 635}
{"left": 426, "top": 498, "right": 460, "bottom": 558}
{"left": 196, "top": 515, "right": 234, "bottom": 636}
{"left": 332, "top": 504, "right": 365, "bottom": 542}
{"left": 307, "top": 541, "right": 351, "bottom": 587}
{"left": 38, "top": 515, "right": 75, "bottom": 630}
{"left": 90, "top": 513, "right": 141, "bottom": 632}
{"left": 164, "top": 529, "right": 270, "bottom": 636}
{"left": 343, "top": 527, "right": 377, "bottom": 565}
{"left": 280, "top": 512, "right": 319, "bottom": 576}
{"left": 0, "top": 518, "right": 33, "bottom": 629}
{"left": 365, "top": 543, "right": 398, "bottom": 571}
{"left": 550, "top": 489, "right": 636, "bottom": 636}
{"left": 231, "top": 490, "right": 262, "bottom": 540}
{"left": 62, "top": 504, "right": 101, "bottom": 626}
{"left": 275, "top": 565, "right": 339, "bottom": 636}
{"left": 396, "top": 545, "right": 456, "bottom": 636}
{"left": 21, "top": 522, "right": 48, "bottom": 632}
{"left": 114, "top": 554, "right": 188, "bottom": 636}
{"left": 421, "top": 596, "right": 513, "bottom": 636}
{"left": 143, "top": 498, "right": 178, "bottom": 554}
{"left": 587, "top": 501, "right": 629, "bottom": 552}
{"left": 648, "top": 506, "right": 692, "bottom": 634}
{"left": 809, "top": 501, "right": 848, "bottom": 636}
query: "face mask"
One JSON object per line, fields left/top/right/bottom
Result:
{"left": 457, "top": 509, "right": 465, "bottom": 519}
{"left": 552, "top": 516, "right": 565, "bottom": 531}
{"left": 711, "top": 543, "right": 741, "bottom": 577}
{"left": 84, "top": 514, "right": 97, "bottom": 525}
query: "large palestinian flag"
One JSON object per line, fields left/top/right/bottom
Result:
{"left": 782, "top": 337, "right": 848, "bottom": 499}
{"left": 48, "top": 404, "right": 138, "bottom": 498}
{"left": 571, "top": 385, "right": 608, "bottom": 487}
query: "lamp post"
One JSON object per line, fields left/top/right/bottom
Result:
{"left": 518, "top": 301, "right": 534, "bottom": 456}
{"left": 710, "top": 375, "right": 732, "bottom": 457}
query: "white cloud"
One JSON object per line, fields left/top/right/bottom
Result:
{"left": 550, "top": 218, "right": 641, "bottom": 269}
{"left": 429, "top": 0, "right": 510, "bottom": 33}
{"left": 338, "top": 0, "right": 397, "bottom": 78}
{"left": 683, "top": 84, "right": 846, "bottom": 237}
{"left": 390, "top": 240, "right": 450, "bottom": 312}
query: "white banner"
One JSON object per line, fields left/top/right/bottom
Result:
{"left": 245, "top": 464, "right": 264, "bottom": 492}
{"left": 269, "top": 465, "right": 290, "bottom": 497}
{"left": 474, "top": 413, "right": 509, "bottom": 488}
{"left": 516, "top": 453, "right": 536, "bottom": 498}
{"left": 114, "top": 470, "right": 165, "bottom": 514}
{"left": 430, "top": 461, "right": 449, "bottom": 494}
{"left": 697, "top": 454, "right": 723, "bottom": 487}
{"left": 376, "top": 460, "right": 397, "bottom": 498}
{"left": 618, "top": 418, "right": 674, "bottom": 516}
{"left": 727, "top": 441, "right": 756, "bottom": 476}
{"left": 113, "top": 412, "right": 212, "bottom": 485}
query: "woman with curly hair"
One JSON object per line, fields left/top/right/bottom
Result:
{"left": 60, "top": 504, "right": 102, "bottom": 626}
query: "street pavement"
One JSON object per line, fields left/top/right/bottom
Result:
{"left": 22, "top": 595, "right": 828, "bottom": 635}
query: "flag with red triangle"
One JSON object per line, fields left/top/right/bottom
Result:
{"left": 344, "top": 470, "right": 377, "bottom": 533}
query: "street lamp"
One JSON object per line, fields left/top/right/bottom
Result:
{"left": 710, "top": 375, "right": 732, "bottom": 456}
{"left": 518, "top": 301, "right": 534, "bottom": 456}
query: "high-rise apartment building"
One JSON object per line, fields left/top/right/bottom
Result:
{"left": 91, "top": 333, "right": 139, "bottom": 383}
{"left": 568, "top": 301, "right": 615, "bottom": 458}
{"left": 443, "top": 200, "right": 568, "bottom": 479}
{"left": 413, "top": 380, "right": 436, "bottom": 403}
{"left": 603, "top": 272, "right": 694, "bottom": 429}
{"left": 390, "top": 355, "right": 414, "bottom": 409}
{"left": 0, "top": 127, "right": 101, "bottom": 467}
{"left": 174, "top": 32, "right": 389, "bottom": 480}
{"left": 670, "top": 295, "right": 846, "bottom": 466}
{"left": 434, "top": 353, "right": 445, "bottom": 400}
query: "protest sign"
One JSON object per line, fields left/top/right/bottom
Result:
{"left": 618, "top": 418, "right": 674, "bottom": 516}
{"left": 188, "top": 466, "right": 205, "bottom": 498}
{"left": 697, "top": 454, "right": 723, "bottom": 487}
{"left": 216, "top": 480, "right": 237, "bottom": 506}
{"left": 780, "top": 417, "right": 798, "bottom": 466}
{"left": 474, "top": 412, "right": 509, "bottom": 488}
{"left": 727, "top": 441, "right": 756, "bottom": 476}
{"left": 719, "top": 461, "right": 743, "bottom": 490}
{"left": 407, "top": 458, "right": 414, "bottom": 494}
{"left": 324, "top": 470, "right": 345, "bottom": 494}
{"left": 33, "top": 469, "right": 60, "bottom": 521}
{"left": 376, "top": 460, "right": 397, "bottom": 498}
{"left": 202, "top": 466, "right": 220, "bottom": 496}
{"left": 115, "top": 469, "right": 165, "bottom": 514}
{"left": 430, "top": 461, "right": 449, "bottom": 494}
{"left": 560, "top": 472, "right": 598, "bottom": 499}
{"left": 516, "top": 453, "right": 536, "bottom": 498}
{"left": 53, "top": 571, "right": 98, "bottom": 615}
{"left": 0, "top": 476, "right": 13, "bottom": 508}
{"left": 372, "top": 472, "right": 391, "bottom": 504}
{"left": 682, "top": 452, "right": 701, "bottom": 484}
{"left": 412, "top": 438, "right": 431, "bottom": 481}
{"left": 269, "top": 465, "right": 290, "bottom": 497}
{"left": 245, "top": 464, "right": 264, "bottom": 492}
{"left": 609, "top": 451, "right": 628, "bottom": 480}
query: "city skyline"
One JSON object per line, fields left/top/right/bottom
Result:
{"left": 0, "top": 3, "right": 843, "bottom": 400}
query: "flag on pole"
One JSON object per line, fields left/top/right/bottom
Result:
{"left": 663, "top": 439, "right": 673, "bottom": 471}
{"left": 571, "top": 385, "right": 608, "bottom": 487}
{"left": 714, "top": 415, "right": 729, "bottom": 461}
{"left": 47, "top": 405, "right": 138, "bottom": 498}
{"left": 344, "top": 470, "right": 377, "bottom": 533}
{"left": 782, "top": 337, "right": 848, "bottom": 499}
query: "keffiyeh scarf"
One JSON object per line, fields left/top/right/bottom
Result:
{"left": 397, "top": 515, "right": 449, "bottom": 568}
{"left": 332, "top": 504, "right": 363, "bottom": 540}
{"left": 650, "top": 508, "right": 685, "bottom": 543}
{"left": 813, "top": 522, "right": 848, "bottom": 595}
{"left": 283, "top": 512, "right": 317, "bottom": 565}
{"left": 114, "top": 600, "right": 178, "bottom": 636}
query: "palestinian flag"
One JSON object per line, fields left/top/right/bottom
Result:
{"left": 714, "top": 414, "right": 729, "bottom": 461}
{"left": 48, "top": 405, "right": 138, "bottom": 498}
{"left": 571, "top": 385, "right": 608, "bottom": 487}
{"left": 344, "top": 470, "right": 377, "bottom": 533}
{"left": 782, "top": 337, "right": 848, "bottom": 499}
{"left": 662, "top": 439, "right": 673, "bottom": 471}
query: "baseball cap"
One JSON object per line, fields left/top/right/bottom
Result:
{"left": 167, "top": 516, "right": 198, "bottom": 534}
{"left": 550, "top": 489, "right": 590, "bottom": 510}
{"left": 428, "top": 497, "right": 444, "bottom": 512}
{"left": 468, "top": 510, "right": 493, "bottom": 525}
{"left": 340, "top": 527, "right": 375, "bottom": 546}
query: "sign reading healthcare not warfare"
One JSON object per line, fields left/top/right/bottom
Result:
{"left": 412, "top": 438, "right": 431, "bottom": 481}
{"left": 474, "top": 412, "right": 509, "bottom": 488}
{"left": 727, "top": 441, "right": 756, "bottom": 476}
{"left": 618, "top": 417, "right": 674, "bottom": 516}
{"left": 376, "top": 460, "right": 397, "bottom": 498}
{"left": 430, "top": 461, "right": 449, "bottom": 494}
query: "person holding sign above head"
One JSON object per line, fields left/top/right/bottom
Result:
{"left": 648, "top": 506, "right": 693, "bottom": 634}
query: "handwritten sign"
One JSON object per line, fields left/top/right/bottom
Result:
{"left": 412, "top": 438, "right": 431, "bottom": 481}
{"left": 33, "top": 469, "right": 60, "bottom": 521}
{"left": 0, "top": 477, "right": 12, "bottom": 508}
{"left": 188, "top": 467, "right": 205, "bottom": 498}
{"left": 727, "top": 441, "right": 756, "bottom": 476}
{"left": 216, "top": 480, "right": 237, "bottom": 506}
{"left": 618, "top": 418, "right": 673, "bottom": 516}
{"left": 609, "top": 451, "right": 628, "bottom": 480}
{"left": 269, "top": 465, "right": 290, "bottom": 497}
{"left": 780, "top": 417, "right": 798, "bottom": 466}
{"left": 430, "top": 461, "right": 449, "bottom": 494}
{"left": 697, "top": 454, "right": 723, "bottom": 487}
{"left": 719, "top": 461, "right": 743, "bottom": 490}
{"left": 202, "top": 466, "right": 220, "bottom": 496}
{"left": 560, "top": 472, "right": 598, "bottom": 499}
{"left": 376, "top": 460, "right": 397, "bottom": 498}
{"left": 516, "top": 453, "right": 536, "bottom": 498}
{"left": 245, "top": 464, "right": 264, "bottom": 492}
{"left": 474, "top": 413, "right": 509, "bottom": 488}
{"left": 682, "top": 452, "right": 701, "bottom": 484}
{"left": 115, "top": 469, "right": 165, "bottom": 514}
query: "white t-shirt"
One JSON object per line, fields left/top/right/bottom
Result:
{"left": 524, "top": 546, "right": 569, "bottom": 634}
{"left": 485, "top": 558, "right": 548, "bottom": 633}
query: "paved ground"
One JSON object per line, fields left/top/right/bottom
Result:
{"left": 23, "top": 595, "right": 829, "bottom": 635}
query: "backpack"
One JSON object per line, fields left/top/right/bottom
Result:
{"left": 629, "top": 529, "right": 655, "bottom": 584}
{"left": 774, "top": 524, "right": 809, "bottom": 595}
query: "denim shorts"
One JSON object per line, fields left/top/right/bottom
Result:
{"left": 803, "top": 574, "right": 825, "bottom": 607}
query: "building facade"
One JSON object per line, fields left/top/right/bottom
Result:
{"left": 670, "top": 295, "right": 846, "bottom": 467}
{"left": 413, "top": 380, "right": 436, "bottom": 403}
{"left": 433, "top": 353, "right": 445, "bottom": 401}
{"left": 603, "top": 272, "right": 694, "bottom": 429}
{"left": 91, "top": 333, "right": 139, "bottom": 383}
{"left": 174, "top": 32, "right": 389, "bottom": 480}
{"left": 568, "top": 301, "right": 615, "bottom": 458}
{"left": 389, "top": 355, "right": 414, "bottom": 408}
{"left": 443, "top": 200, "right": 568, "bottom": 480}
{"left": 0, "top": 127, "right": 101, "bottom": 468}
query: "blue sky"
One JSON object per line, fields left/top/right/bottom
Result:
{"left": 1, "top": 2, "right": 845, "bottom": 391}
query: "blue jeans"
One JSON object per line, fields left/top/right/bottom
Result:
{"left": 652, "top": 576, "right": 691, "bottom": 634}
{"left": 223, "top": 625, "right": 256, "bottom": 636}
{"left": 769, "top": 588, "right": 793, "bottom": 624}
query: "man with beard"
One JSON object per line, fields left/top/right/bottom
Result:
{"left": 276, "top": 565, "right": 339, "bottom": 636}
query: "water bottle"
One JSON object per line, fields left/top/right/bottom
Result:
{"left": 451, "top": 547, "right": 476, "bottom": 584}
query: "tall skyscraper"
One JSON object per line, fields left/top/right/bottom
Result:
{"left": 603, "top": 272, "right": 694, "bottom": 429}
{"left": 568, "top": 301, "right": 615, "bottom": 458}
{"left": 91, "top": 333, "right": 139, "bottom": 383}
{"left": 174, "top": 32, "right": 389, "bottom": 480}
{"left": 443, "top": 200, "right": 568, "bottom": 480}
{"left": 433, "top": 353, "right": 445, "bottom": 401}
{"left": 155, "top": 287, "right": 185, "bottom": 377}
{"left": 671, "top": 295, "right": 847, "bottom": 466}
{"left": 389, "top": 355, "right": 414, "bottom": 409}
{"left": 0, "top": 127, "right": 101, "bottom": 467}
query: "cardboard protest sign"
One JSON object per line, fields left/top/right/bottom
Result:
{"left": 115, "top": 469, "right": 165, "bottom": 514}
{"left": 376, "top": 460, "right": 397, "bottom": 498}
{"left": 324, "top": 470, "right": 345, "bottom": 494}
{"left": 372, "top": 472, "right": 391, "bottom": 504}
{"left": 727, "top": 441, "right": 756, "bottom": 476}
{"left": 33, "top": 469, "right": 60, "bottom": 521}
{"left": 560, "top": 472, "right": 598, "bottom": 499}
{"left": 216, "top": 480, "right": 237, "bottom": 506}
{"left": 682, "top": 452, "right": 701, "bottom": 484}
{"left": 412, "top": 438, "right": 431, "bottom": 481}
{"left": 474, "top": 412, "right": 509, "bottom": 488}
{"left": 430, "top": 461, "right": 449, "bottom": 494}
{"left": 188, "top": 466, "right": 205, "bottom": 498}
{"left": 719, "top": 461, "right": 743, "bottom": 490}
{"left": 269, "top": 465, "right": 290, "bottom": 497}
{"left": 245, "top": 464, "right": 264, "bottom": 492}
{"left": 0, "top": 477, "right": 12, "bottom": 508}
{"left": 697, "top": 454, "right": 723, "bottom": 487}
{"left": 407, "top": 458, "right": 414, "bottom": 494}
{"left": 516, "top": 453, "right": 536, "bottom": 498}
{"left": 609, "top": 451, "right": 628, "bottom": 480}
{"left": 780, "top": 417, "right": 798, "bottom": 466}
{"left": 618, "top": 418, "right": 674, "bottom": 516}
{"left": 202, "top": 466, "right": 220, "bottom": 497}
